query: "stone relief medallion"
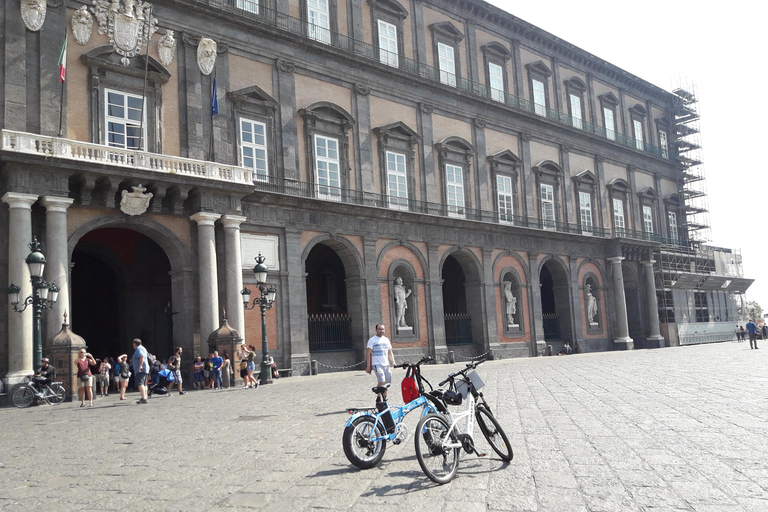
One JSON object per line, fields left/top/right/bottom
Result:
{"left": 197, "top": 38, "right": 217, "bottom": 75}
{"left": 91, "top": 0, "right": 157, "bottom": 66}
{"left": 157, "top": 30, "right": 176, "bottom": 66}
{"left": 21, "top": 0, "right": 47, "bottom": 32}
{"left": 71, "top": 5, "right": 94, "bottom": 45}
{"left": 120, "top": 184, "right": 153, "bottom": 216}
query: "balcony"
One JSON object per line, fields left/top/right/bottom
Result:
{"left": 1, "top": 130, "right": 254, "bottom": 186}
{"left": 214, "top": 0, "right": 674, "bottom": 160}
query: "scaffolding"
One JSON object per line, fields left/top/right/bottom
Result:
{"left": 672, "top": 80, "right": 711, "bottom": 242}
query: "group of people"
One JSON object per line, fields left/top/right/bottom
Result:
{"left": 737, "top": 320, "right": 767, "bottom": 350}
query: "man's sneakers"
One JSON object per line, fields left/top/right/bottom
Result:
{"left": 179, "top": 391, "right": 187, "bottom": 395}
{"left": 136, "top": 398, "right": 148, "bottom": 404}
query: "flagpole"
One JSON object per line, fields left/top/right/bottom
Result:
{"left": 57, "top": 35, "right": 67, "bottom": 137}
{"left": 210, "top": 66, "right": 217, "bottom": 161}
{"left": 138, "top": 5, "right": 153, "bottom": 152}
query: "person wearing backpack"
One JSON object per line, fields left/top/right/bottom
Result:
{"left": 116, "top": 354, "right": 131, "bottom": 400}
{"left": 131, "top": 339, "right": 150, "bottom": 404}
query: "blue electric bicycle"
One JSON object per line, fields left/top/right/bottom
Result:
{"left": 343, "top": 357, "right": 448, "bottom": 469}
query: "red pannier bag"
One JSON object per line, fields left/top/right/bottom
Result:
{"left": 401, "top": 364, "right": 420, "bottom": 403}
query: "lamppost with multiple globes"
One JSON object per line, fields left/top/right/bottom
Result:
{"left": 7, "top": 238, "right": 59, "bottom": 370}
{"left": 242, "top": 252, "right": 277, "bottom": 385}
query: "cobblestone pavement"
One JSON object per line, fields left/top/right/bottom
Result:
{"left": 2, "top": 341, "right": 768, "bottom": 511}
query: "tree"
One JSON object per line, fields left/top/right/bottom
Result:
{"left": 746, "top": 301, "right": 764, "bottom": 323}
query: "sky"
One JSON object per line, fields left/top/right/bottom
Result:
{"left": 484, "top": 0, "right": 768, "bottom": 313}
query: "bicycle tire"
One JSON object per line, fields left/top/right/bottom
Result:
{"left": 475, "top": 404, "right": 513, "bottom": 462}
{"left": 414, "top": 413, "right": 460, "bottom": 484}
{"left": 45, "top": 384, "right": 66, "bottom": 405}
{"left": 342, "top": 415, "right": 387, "bottom": 469}
{"left": 12, "top": 386, "right": 35, "bottom": 408}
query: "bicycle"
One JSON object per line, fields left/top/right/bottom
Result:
{"left": 12, "top": 375, "right": 66, "bottom": 408}
{"left": 414, "top": 359, "right": 513, "bottom": 484}
{"left": 343, "top": 357, "right": 448, "bottom": 469}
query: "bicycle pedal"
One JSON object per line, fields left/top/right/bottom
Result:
{"left": 476, "top": 452, "right": 487, "bottom": 457}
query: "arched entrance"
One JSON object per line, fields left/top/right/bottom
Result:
{"left": 71, "top": 228, "right": 172, "bottom": 359}
{"left": 304, "top": 239, "right": 364, "bottom": 358}
{"left": 442, "top": 251, "right": 484, "bottom": 350}
{"left": 540, "top": 259, "right": 573, "bottom": 343}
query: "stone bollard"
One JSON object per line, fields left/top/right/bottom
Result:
{"left": 310, "top": 360, "right": 318, "bottom": 375}
{"left": 546, "top": 345, "right": 553, "bottom": 356}
{"left": 448, "top": 351, "right": 455, "bottom": 364}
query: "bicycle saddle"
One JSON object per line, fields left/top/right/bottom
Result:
{"left": 371, "top": 384, "right": 390, "bottom": 394}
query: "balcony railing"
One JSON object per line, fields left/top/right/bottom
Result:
{"left": 1, "top": 130, "right": 254, "bottom": 186}
{"left": 215, "top": 0, "right": 673, "bottom": 160}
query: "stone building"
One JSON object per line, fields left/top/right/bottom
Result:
{"left": 0, "top": 0, "right": 751, "bottom": 386}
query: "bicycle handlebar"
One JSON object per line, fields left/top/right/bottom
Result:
{"left": 438, "top": 359, "right": 485, "bottom": 387}
{"left": 397, "top": 356, "right": 433, "bottom": 369}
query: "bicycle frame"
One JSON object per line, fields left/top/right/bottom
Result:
{"left": 440, "top": 388, "right": 476, "bottom": 450}
{"left": 346, "top": 394, "right": 437, "bottom": 442}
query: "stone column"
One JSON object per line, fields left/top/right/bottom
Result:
{"left": 641, "top": 260, "right": 665, "bottom": 348}
{"left": 2, "top": 192, "right": 38, "bottom": 384}
{"left": 221, "top": 215, "right": 247, "bottom": 343}
{"left": 608, "top": 256, "right": 633, "bottom": 349}
{"left": 190, "top": 212, "right": 221, "bottom": 341}
{"left": 41, "top": 196, "right": 74, "bottom": 345}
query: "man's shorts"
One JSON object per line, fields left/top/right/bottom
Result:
{"left": 171, "top": 370, "right": 182, "bottom": 384}
{"left": 372, "top": 365, "right": 392, "bottom": 384}
{"left": 136, "top": 372, "right": 148, "bottom": 386}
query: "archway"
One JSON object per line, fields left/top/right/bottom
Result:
{"left": 304, "top": 239, "right": 364, "bottom": 355}
{"left": 71, "top": 228, "right": 172, "bottom": 360}
{"left": 539, "top": 259, "right": 573, "bottom": 342}
{"left": 442, "top": 251, "right": 484, "bottom": 349}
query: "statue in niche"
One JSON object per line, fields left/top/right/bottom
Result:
{"left": 393, "top": 277, "right": 412, "bottom": 331}
{"left": 503, "top": 281, "right": 517, "bottom": 327}
{"left": 586, "top": 284, "right": 598, "bottom": 325}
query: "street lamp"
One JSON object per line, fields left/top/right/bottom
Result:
{"left": 242, "top": 252, "right": 277, "bottom": 385}
{"left": 7, "top": 237, "right": 58, "bottom": 369}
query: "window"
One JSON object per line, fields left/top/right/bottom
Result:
{"left": 668, "top": 212, "right": 679, "bottom": 242}
{"left": 446, "top": 164, "right": 465, "bottom": 218}
{"left": 489, "top": 62, "right": 504, "bottom": 102}
{"left": 570, "top": 93, "right": 583, "bottom": 129}
{"left": 314, "top": 134, "right": 341, "bottom": 201}
{"left": 438, "top": 42, "right": 456, "bottom": 87}
{"left": 105, "top": 89, "right": 145, "bottom": 150}
{"left": 613, "top": 198, "right": 626, "bottom": 234}
{"left": 604, "top": 107, "right": 615, "bottom": 141}
{"left": 236, "top": 0, "right": 258, "bottom": 14}
{"left": 659, "top": 130, "right": 668, "bottom": 158}
{"left": 497, "top": 175, "right": 514, "bottom": 224}
{"left": 532, "top": 79, "right": 546, "bottom": 116}
{"left": 579, "top": 192, "right": 593, "bottom": 234}
{"left": 540, "top": 183, "right": 555, "bottom": 229}
{"left": 378, "top": 20, "right": 398, "bottom": 67}
{"left": 643, "top": 205, "right": 653, "bottom": 234}
{"left": 633, "top": 119, "right": 644, "bottom": 150}
{"left": 386, "top": 151, "right": 408, "bottom": 210}
{"left": 307, "top": 0, "right": 331, "bottom": 44}
{"left": 694, "top": 291, "right": 709, "bottom": 323}
{"left": 240, "top": 118, "right": 268, "bottom": 182}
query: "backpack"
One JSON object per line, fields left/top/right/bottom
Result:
{"left": 120, "top": 362, "right": 130, "bottom": 379}
{"left": 146, "top": 352, "right": 156, "bottom": 370}
{"left": 401, "top": 364, "right": 420, "bottom": 403}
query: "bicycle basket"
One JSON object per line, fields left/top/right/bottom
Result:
{"left": 455, "top": 370, "right": 484, "bottom": 399}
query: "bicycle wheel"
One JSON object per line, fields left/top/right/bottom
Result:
{"left": 414, "top": 413, "right": 460, "bottom": 484}
{"left": 45, "top": 384, "right": 66, "bottom": 405}
{"left": 12, "top": 386, "right": 35, "bottom": 408}
{"left": 342, "top": 415, "right": 387, "bottom": 469}
{"left": 475, "top": 404, "right": 513, "bottom": 462}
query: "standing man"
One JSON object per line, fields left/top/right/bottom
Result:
{"left": 132, "top": 338, "right": 150, "bottom": 403}
{"left": 365, "top": 324, "right": 395, "bottom": 401}
{"left": 746, "top": 319, "right": 758, "bottom": 350}
{"left": 166, "top": 347, "right": 186, "bottom": 395}
{"left": 210, "top": 350, "right": 224, "bottom": 390}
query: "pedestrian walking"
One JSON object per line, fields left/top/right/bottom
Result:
{"left": 740, "top": 326, "right": 746, "bottom": 342}
{"left": 132, "top": 339, "right": 150, "bottom": 404}
{"left": 76, "top": 349, "right": 97, "bottom": 407}
{"left": 98, "top": 357, "right": 111, "bottom": 397}
{"left": 365, "top": 324, "right": 395, "bottom": 402}
{"left": 166, "top": 347, "right": 186, "bottom": 395}
{"left": 746, "top": 320, "right": 758, "bottom": 350}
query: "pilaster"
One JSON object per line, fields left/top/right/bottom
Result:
{"left": 641, "top": 260, "right": 665, "bottom": 347}
{"left": 608, "top": 256, "right": 633, "bottom": 349}
{"left": 190, "top": 212, "right": 221, "bottom": 341}
{"left": 220, "top": 215, "right": 247, "bottom": 343}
